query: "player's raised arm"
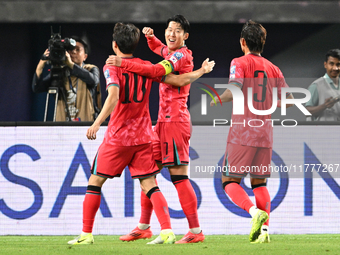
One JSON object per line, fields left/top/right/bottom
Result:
{"left": 106, "top": 56, "right": 215, "bottom": 87}
{"left": 142, "top": 27, "right": 154, "bottom": 38}
{"left": 142, "top": 27, "right": 166, "bottom": 57}
{"left": 163, "top": 58, "right": 215, "bottom": 87}
{"left": 106, "top": 55, "right": 173, "bottom": 78}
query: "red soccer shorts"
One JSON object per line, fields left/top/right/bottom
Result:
{"left": 222, "top": 143, "right": 272, "bottom": 178}
{"left": 153, "top": 121, "right": 191, "bottom": 167}
{"left": 91, "top": 141, "right": 159, "bottom": 179}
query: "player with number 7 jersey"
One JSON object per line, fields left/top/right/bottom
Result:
{"left": 116, "top": 15, "right": 205, "bottom": 244}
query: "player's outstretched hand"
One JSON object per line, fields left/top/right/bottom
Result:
{"left": 106, "top": 55, "right": 122, "bottom": 67}
{"left": 202, "top": 58, "right": 215, "bottom": 73}
{"left": 86, "top": 123, "right": 100, "bottom": 140}
{"left": 142, "top": 27, "right": 154, "bottom": 38}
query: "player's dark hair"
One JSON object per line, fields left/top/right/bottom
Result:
{"left": 112, "top": 23, "right": 140, "bottom": 54}
{"left": 325, "top": 49, "right": 340, "bottom": 62}
{"left": 240, "top": 20, "right": 267, "bottom": 53}
{"left": 166, "top": 14, "right": 190, "bottom": 33}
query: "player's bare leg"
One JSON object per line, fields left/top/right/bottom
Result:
{"left": 169, "top": 165, "right": 205, "bottom": 244}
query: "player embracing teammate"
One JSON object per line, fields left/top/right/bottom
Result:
{"left": 68, "top": 16, "right": 292, "bottom": 245}
{"left": 117, "top": 15, "right": 205, "bottom": 244}
{"left": 68, "top": 22, "right": 214, "bottom": 246}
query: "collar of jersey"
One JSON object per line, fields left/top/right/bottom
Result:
{"left": 247, "top": 52, "right": 261, "bottom": 57}
{"left": 167, "top": 45, "right": 187, "bottom": 55}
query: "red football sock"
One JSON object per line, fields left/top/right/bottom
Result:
{"left": 147, "top": 187, "right": 171, "bottom": 230}
{"left": 139, "top": 190, "right": 153, "bottom": 225}
{"left": 224, "top": 182, "right": 254, "bottom": 212}
{"left": 173, "top": 178, "right": 199, "bottom": 229}
{"left": 82, "top": 186, "right": 101, "bottom": 233}
{"left": 253, "top": 186, "right": 271, "bottom": 226}
{"left": 139, "top": 179, "right": 157, "bottom": 225}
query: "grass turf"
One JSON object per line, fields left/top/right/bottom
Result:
{"left": 1, "top": 234, "right": 340, "bottom": 255}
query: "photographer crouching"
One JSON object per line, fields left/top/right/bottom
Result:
{"left": 32, "top": 36, "right": 101, "bottom": 121}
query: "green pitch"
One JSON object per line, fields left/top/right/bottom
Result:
{"left": 1, "top": 234, "right": 339, "bottom": 255}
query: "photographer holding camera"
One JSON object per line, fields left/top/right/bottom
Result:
{"left": 32, "top": 36, "right": 101, "bottom": 121}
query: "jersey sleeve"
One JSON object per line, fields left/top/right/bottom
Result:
{"left": 228, "top": 59, "right": 244, "bottom": 89}
{"left": 276, "top": 69, "right": 291, "bottom": 99}
{"left": 103, "top": 65, "right": 120, "bottom": 90}
{"left": 120, "top": 59, "right": 174, "bottom": 78}
{"left": 146, "top": 35, "right": 168, "bottom": 57}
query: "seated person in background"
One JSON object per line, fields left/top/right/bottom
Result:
{"left": 305, "top": 49, "right": 340, "bottom": 121}
{"left": 32, "top": 36, "right": 101, "bottom": 121}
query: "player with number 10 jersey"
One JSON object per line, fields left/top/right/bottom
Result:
{"left": 103, "top": 59, "right": 161, "bottom": 148}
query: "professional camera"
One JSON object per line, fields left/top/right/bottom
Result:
{"left": 43, "top": 27, "right": 76, "bottom": 65}
{"left": 43, "top": 27, "right": 76, "bottom": 121}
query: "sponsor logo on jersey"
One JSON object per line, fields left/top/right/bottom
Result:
{"left": 106, "top": 78, "right": 112, "bottom": 84}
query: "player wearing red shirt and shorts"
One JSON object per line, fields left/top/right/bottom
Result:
{"left": 118, "top": 15, "right": 204, "bottom": 244}
{"left": 68, "top": 23, "right": 176, "bottom": 246}
{"left": 211, "top": 20, "right": 293, "bottom": 244}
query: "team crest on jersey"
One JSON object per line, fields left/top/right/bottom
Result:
{"left": 169, "top": 52, "right": 183, "bottom": 64}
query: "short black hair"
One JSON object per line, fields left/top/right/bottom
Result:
{"left": 166, "top": 14, "right": 190, "bottom": 33}
{"left": 71, "top": 35, "right": 89, "bottom": 54}
{"left": 240, "top": 20, "right": 267, "bottom": 53}
{"left": 325, "top": 49, "right": 340, "bottom": 62}
{"left": 112, "top": 23, "right": 140, "bottom": 54}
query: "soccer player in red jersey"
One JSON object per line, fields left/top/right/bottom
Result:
{"left": 113, "top": 15, "right": 204, "bottom": 244}
{"left": 68, "top": 22, "right": 214, "bottom": 246}
{"left": 210, "top": 20, "right": 294, "bottom": 243}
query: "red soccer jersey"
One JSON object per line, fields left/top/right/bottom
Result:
{"left": 227, "top": 53, "right": 290, "bottom": 148}
{"left": 103, "top": 58, "right": 156, "bottom": 146}
{"left": 147, "top": 35, "right": 194, "bottom": 122}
